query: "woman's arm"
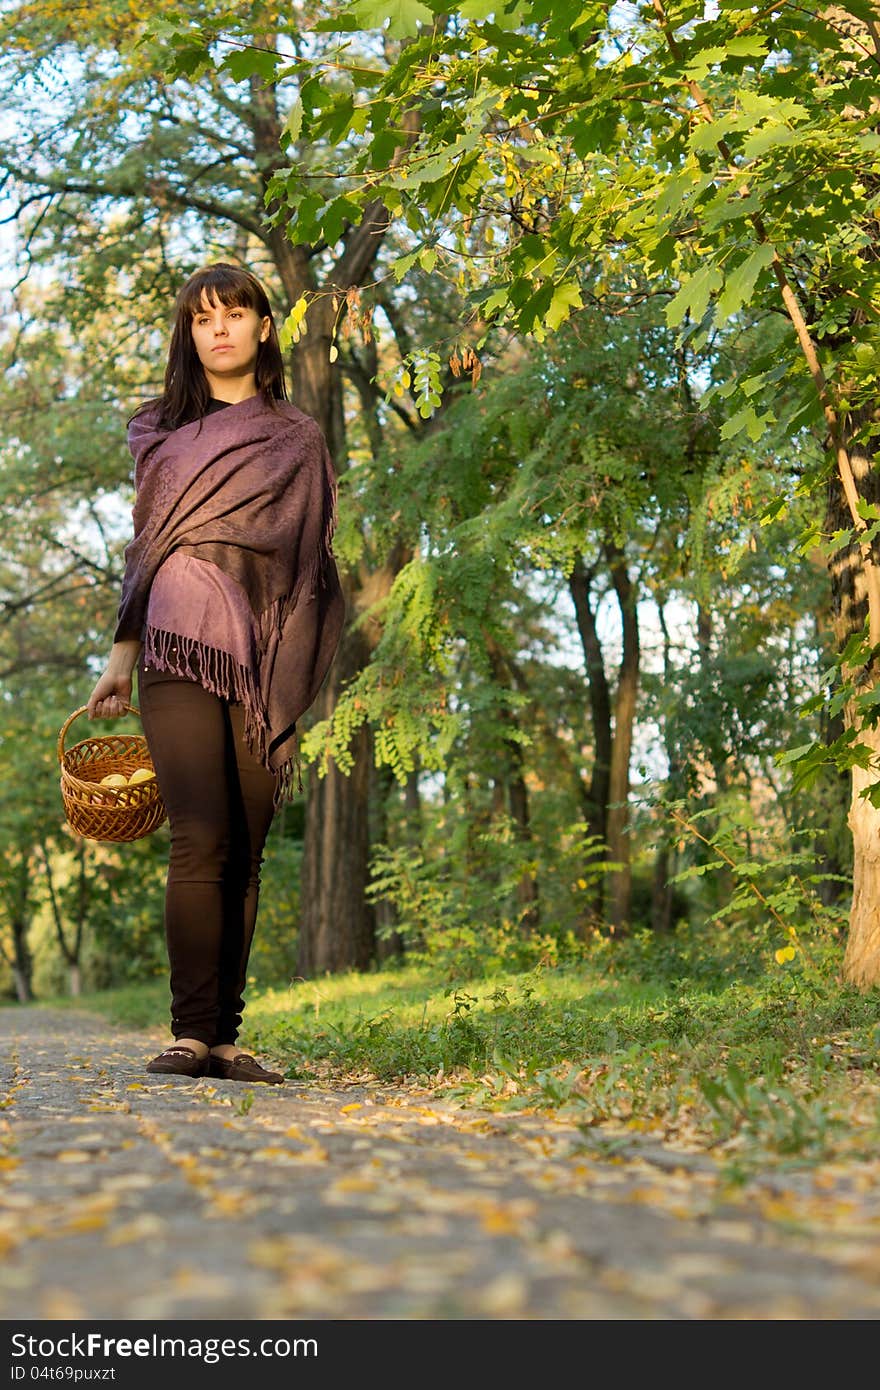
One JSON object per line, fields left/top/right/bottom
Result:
{"left": 86, "top": 639, "right": 142, "bottom": 719}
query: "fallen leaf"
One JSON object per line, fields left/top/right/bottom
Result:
{"left": 330, "top": 1176, "right": 378, "bottom": 1194}
{"left": 106, "top": 1214, "right": 165, "bottom": 1246}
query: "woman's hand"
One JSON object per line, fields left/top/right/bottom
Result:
{"left": 87, "top": 670, "right": 132, "bottom": 720}
{"left": 87, "top": 640, "right": 141, "bottom": 719}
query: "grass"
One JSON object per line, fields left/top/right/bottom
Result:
{"left": 19, "top": 924, "right": 880, "bottom": 1180}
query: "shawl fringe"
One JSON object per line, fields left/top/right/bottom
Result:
{"left": 143, "top": 624, "right": 303, "bottom": 808}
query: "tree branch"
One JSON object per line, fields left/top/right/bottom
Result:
{"left": 2, "top": 161, "right": 267, "bottom": 241}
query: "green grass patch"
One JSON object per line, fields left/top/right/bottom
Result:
{"left": 22, "top": 924, "right": 880, "bottom": 1180}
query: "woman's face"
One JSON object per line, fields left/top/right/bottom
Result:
{"left": 190, "top": 291, "right": 270, "bottom": 380}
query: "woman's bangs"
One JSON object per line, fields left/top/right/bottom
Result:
{"left": 179, "top": 267, "right": 258, "bottom": 318}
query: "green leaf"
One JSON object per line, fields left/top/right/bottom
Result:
{"left": 759, "top": 496, "right": 788, "bottom": 527}
{"left": 665, "top": 262, "right": 724, "bottom": 329}
{"left": 320, "top": 196, "right": 363, "bottom": 245}
{"left": 725, "top": 35, "right": 769, "bottom": 60}
{"left": 460, "top": 0, "right": 531, "bottom": 27}
{"left": 391, "top": 250, "right": 419, "bottom": 282}
{"left": 544, "top": 279, "right": 583, "bottom": 332}
{"left": 458, "top": 0, "right": 498, "bottom": 15}
{"left": 740, "top": 122, "right": 801, "bottom": 162}
{"left": 685, "top": 45, "right": 727, "bottom": 82}
{"left": 715, "top": 243, "right": 775, "bottom": 323}
{"left": 223, "top": 47, "right": 283, "bottom": 83}
{"left": 517, "top": 279, "right": 554, "bottom": 332}
{"left": 344, "top": 0, "right": 435, "bottom": 38}
{"left": 283, "top": 98, "right": 304, "bottom": 145}
{"left": 655, "top": 167, "right": 713, "bottom": 225}
{"left": 569, "top": 109, "right": 619, "bottom": 157}
{"left": 170, "top": 44, "right": 213, "bottom": 79}
{"left": 322, "top": 95, "right": 357, "bottom": 144}
{"left": 719, "top": 402, "right": 774, "bottom": 442}
{"left": 775, "top": 741, "right": 818, "bottom": 767}
{"left": 689, "top": 111, "right": 749, "bottom": 153}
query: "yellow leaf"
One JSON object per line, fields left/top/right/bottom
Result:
{"left": 340, "top": 1103, "right": 362, "bottom": 1113}
{"left": 106, "top": 1215, "right": 165, "bottom": 1246}
{"left": 332, "top": 1176, "right": 377, "bottom": 1193}
{"left": 480, "top": 1209, "right": 521, "bottom": 1235}
{"left": 64, "top": 1213, "right": 109, "bottom": 1234}
{"left": 210, "top": 1191, "right": 252, "bottom": 1216}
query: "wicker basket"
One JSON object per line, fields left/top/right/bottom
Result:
{"left": 58, "top": 703, "right": 167, "bottom": 843}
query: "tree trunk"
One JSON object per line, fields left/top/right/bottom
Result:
{"left": 650, "top": 843, "right": 674, "bottom": 933}
{"left": 569, "top": 554, "right": 613, "bottom": 924}
{"left": 606, "top": 545, "right": 640, "bottom": 933}
{"left": 371, "top": 759, "right": 406, "bottom": 962}
{"left": 651, "top": 596, "right": 679, "bottom": 932}
{"left": 295, "top": 620, "right": 377, "bottom": 976}
{"left": 484, "top": 632, "right": 540, "bottom": 933}
{"left": 10, "top": 968, "right": 31, "bottom": 1003}
{"left": 37, "top": 838, "right": 80, "bottom": 987}
{"left": 9, "top": 918, "right": 33, "bottom": 1003}
{"left": 827, "top": 412, "right": 880, "bottom": 986}
{"left": 509, "top": 770, "right": 540, "bottom": 933}
{"left": 813, "top": 712, "right": 851, "bottom": 909}
{"left": 694, "top": 601, "right": 736, "bottom": 908}
{"left": 569, "top": 555, "right": 613, "bottom": 845}
{"left": 844, "top": 721, "right": 880, "bottom": 985}
{"left": 7, "top": 849, "right": 35, "bottom": 1001}
{"left": 400, "top": 764, "right": 427, "bottom": 953}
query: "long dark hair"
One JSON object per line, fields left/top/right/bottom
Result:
{"left": 133, "top": 263, "right": 288, "bottom": 431}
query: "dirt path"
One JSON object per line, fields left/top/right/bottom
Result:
{"left": 1, "top": 1005, "right": 879, "bottom": 1320}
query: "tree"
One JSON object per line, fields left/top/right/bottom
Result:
{"left": 310, "top": 288, "right": 751, "bottom": 934}
{"left": 254, "top": 0, "right": 880, "bottom": 983}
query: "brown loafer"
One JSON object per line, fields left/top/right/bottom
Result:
{"left": 146, "top": 1046, "right": 208, "bottom": 1077}
{"left": 207, "top": 1052, "right": 284, "bottom": 1085}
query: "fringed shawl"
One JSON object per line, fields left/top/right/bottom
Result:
{"left": 113, "top": 392, "right": 346, "bottom": 807}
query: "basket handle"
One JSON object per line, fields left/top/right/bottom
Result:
{"left": 57, "top": 703, "right": 142, "bottom": 766}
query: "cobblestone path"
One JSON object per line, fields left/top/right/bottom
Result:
{"left": 2, "top": 1006, "right": 879, "bottom": 1319}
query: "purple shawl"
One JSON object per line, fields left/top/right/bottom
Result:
{"left": 113, "top": 392, "right": 346, "bottom": 806}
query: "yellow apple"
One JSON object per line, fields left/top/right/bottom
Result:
{"left": 99, "top": 773, "right": 128, "bottom": 788}
{"left": 127, "top": 767, "right": 155, "bottom": 785}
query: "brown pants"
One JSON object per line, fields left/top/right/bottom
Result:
{"left": 137, "top": 654, "right": 278, "bottom": 1046}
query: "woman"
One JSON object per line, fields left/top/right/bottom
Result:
{"left": 87, "top": 262, "right": 346, "bottom": 1084}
